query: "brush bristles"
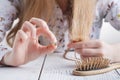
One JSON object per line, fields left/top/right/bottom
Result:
{"left": 75, "top": 57, "right": 110, "bottom": 71}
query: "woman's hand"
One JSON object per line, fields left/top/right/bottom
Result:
{"left": 68, "top": 40, "right": 118, "bottom": 62}
{"left": 3, "top": 18, "right": 57, "bottom": 66}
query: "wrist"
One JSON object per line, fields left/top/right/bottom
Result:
{"left": 111, "top": 44, "right": 120, "bottom": 63}
{"left": 0, "top": 51, "right": 13, "bottom": 66}
{"left": 0, "top": 56, "right": 6, "bottom": 65}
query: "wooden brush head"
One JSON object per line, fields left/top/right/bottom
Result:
{"left": 75, "top": 57, "right": 110, "bottom": 71}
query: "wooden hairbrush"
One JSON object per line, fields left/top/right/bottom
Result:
{"left": 73, "top": 57, "right": 120, "bottom": 76}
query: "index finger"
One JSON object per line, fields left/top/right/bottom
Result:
{"left": 30, "top": 18, "right": 49, "bottom": 30}
{"left": 21, "top": 21, "right": 36, "bottom": 39}
{"left": 36, "top": 25, "right": 57, "bottom": 45}
{"left": 68, "top": 40, "right": 103, "bottom": 49}
{"left": 30, "top": 18, "right": 57, "bottom": 45}
{"left": 68, "top": 41, "right": 85, "bottom": 49}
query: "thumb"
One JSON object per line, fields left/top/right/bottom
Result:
{"left": 38, "top": 44, "right": 57, "bottom": 54}
{"left": 37, "top": 28, "right": 57, "bottom": 45}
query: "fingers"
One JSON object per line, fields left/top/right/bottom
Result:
{"left": 29, "top": 18, "right": 57, "bottom": 54}
{"left": 68, "top": 40, "right": 103, "bottom": 49}
{"left": 83, "top": 40, "right": 103, "bottom": 48}
{"left": 30, "top": 18, "right": 49, "bottom": 30}
{"left": 30, "top": 18, "right": 57, "bottom": 44}
{"left": 75, "top": 48, "right": 103, "bottom": 57}
{"left": 15, "top": 30, "right": 28, "bottom": 42}
{"left": 68, "top": 42, "right": 85, "bottom": 49}
{"left": 13, "top": 30, "right": 28, "bottom": 47}
{"left": 37, "top": 28, "right": 57, "bottom": 44}
{"left": 38, "top": 44, "right": 57, "bottom": 54}
{"left": 21, "top": 21, "right": 36, "bottom": 39}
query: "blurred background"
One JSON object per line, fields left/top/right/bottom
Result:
{"left": 100, "top": 21, "right": 120, "bottom": 44}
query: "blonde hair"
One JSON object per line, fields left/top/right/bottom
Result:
{"left": 7, "top": 0, "right": 96, "bottom": 46}
{"left": 7, "top": 0, "right": 55, "bottom": 46}
{"left": 70, "top": 0, "right": 96, "bottom": 42}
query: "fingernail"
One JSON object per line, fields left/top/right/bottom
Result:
{"left": 52, "top": 42, "right": 57, "bottom": 46}
{"left": 47, "top": 42, "right": 57, "bottom": 47}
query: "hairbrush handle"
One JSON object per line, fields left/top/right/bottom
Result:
{"left": 73, "top": 63, "right": 120, "bottom": 76}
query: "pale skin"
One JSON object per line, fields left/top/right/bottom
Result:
{"left": 0, "top": 18, "right": 57, "bottom": 66}
{"left": 0, "top": 0, "right": 120, "bottom": 66}
{"left": 54, "top": 0, "right": 120, "bottom": 59}
{"left": 60, "top": 0, "right": 120, "bottom": 63}
{"left": 0, "top": 0, "right": 68, "bottom": 66}
{"left": 68, "top": 41, "right": 120, "bottom": 63}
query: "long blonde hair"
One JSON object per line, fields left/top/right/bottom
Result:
{"left": 7, "top": 0, "right": 96, "bottom": 46}
{"left": 70, "top": 0, "right": 96, "bottom": 42}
